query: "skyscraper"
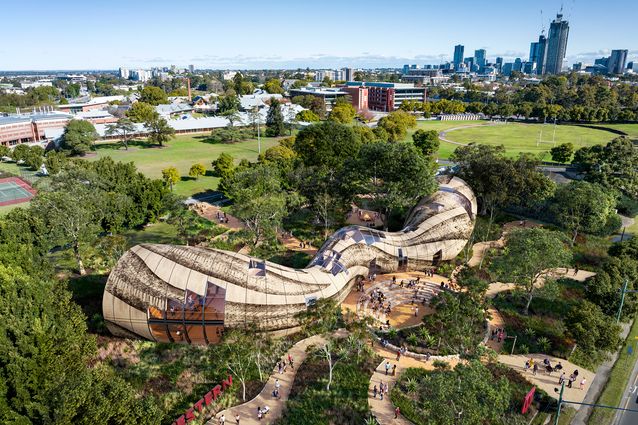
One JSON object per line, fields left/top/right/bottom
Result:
{"left": 530, "top": 35, "right": 548, "bottom": 75}
{"left": 474, "top": 49, "right": 487, "bottom": 69}
{"left": 453, "top": 45, "right": 464, "bottom": 68}
{"left": 608, "top": 50, "right": 628, "bottom": 74}
{"left": 545, "top": 13, "right": 569, "bottom": 75}
{"left": 529, "top": 42, "right": 539, "bottom": 63}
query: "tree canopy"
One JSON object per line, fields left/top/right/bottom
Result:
{"left": 138, "top": 86, "right": 168, "bottom": 106}
{"left": 550, "top": 181, "right": 619, "bottom": 241}
{"left": 60, "top": 120, "right": 98, "bottom": 156}
{"left": 350, "top": 141, "right": 436, "bottom": 229}
{"left": 490, "top": 228, "right": 572, "bottom": 315}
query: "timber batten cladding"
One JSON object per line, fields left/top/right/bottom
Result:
{"left": 103, "top": 176, "right": 477, "bottom": 344}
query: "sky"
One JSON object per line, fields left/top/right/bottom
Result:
{"left": 0, "top": 0, "right": 636, "bottom": 70}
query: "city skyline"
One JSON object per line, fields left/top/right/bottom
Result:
{"left": 0, "top": 0, "right": 637, "bottom": 71}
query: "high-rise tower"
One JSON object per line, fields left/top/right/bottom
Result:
{"left": 545, "top": 13, "right": 569, "bottom": 74}
{"left": 453, "top": 45, "right": 464, "bottom": 68}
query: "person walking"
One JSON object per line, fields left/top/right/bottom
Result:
{"left": 373, "top": 385, "right": 378, "bottom": 398}
{"left": 580, "top": 378, "right": 587, "bottom": 390}
{"left": 380, "top": 382, "right": 384, "bottom": 400}
{"left": 218, "top": 414, "right": 225, "bottom": 425}
{"left": 559, "top": 372, "right": 566, "bottom": 385}
{"left": 532, "top": 363, "right": 538, "bottom": 376}
{"left": 275, "top": 378, "right": 281, "bottom": 397}
{"left": 385, "top": 361, "right": 390, "bottom": 375}
{"left": 395, "top": 407, "right": 401, "bottom": 419}
{"left": 396, "top": 350, "right": 401, "bottom": 361}
{"left": 392, "top": 364, "right": 397, "bottom": 376}
{"left": 235, "top": 413, "right": 240, "bottom": 424}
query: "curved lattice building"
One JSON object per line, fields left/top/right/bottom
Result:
{"left": 103, "top": 176, "right": 476, "bottom": 344}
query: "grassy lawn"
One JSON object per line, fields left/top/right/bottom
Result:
{"left": 90, "top": 134, "right": 281, "bottom": 197}
{"left": 588, "top": 318, "right": 638, "bottom": 425}
{"left": 596, "top": 123, "right": 638, "bottom": 139}
{"left": 121, "top": 221, "right": 181, "bottom": 248}
{"left": 442, "top": 122, "right": 617, "bottom": 160}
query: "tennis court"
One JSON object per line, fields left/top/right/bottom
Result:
{"left": 0, "top": 177, "right": 36, "bottom": 207}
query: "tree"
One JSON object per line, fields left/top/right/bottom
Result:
{"left": 146, "top": 116, "right": 175, "bottom": 147}
{"left": 296, "top": 110, "right": 320, "bottom": 122}
{"left": 217, "top": 95, "right": 241, "bottom": 114}
{"left": 222, "top": 330, "right": 255, "bottom": 402}
{"left": 188, "top": 163, "right": 206, "bottom": 180}
{"left": 162, "top": 166, "right": 180, "bottom": 191}
{"left": 551, "top": 181, "right": 618, "bottom": 242}
{"left": 376, "top": 110, "right": 417, "bottom": 142}
{"left": 550, "top": 142, "right": 574, "bottom": 163}
{"left": 60, "top": 119, "right": 98, "bottom": 156}
{"left": 0, "top": 145, "right": 10, "bottom": 159}
{"left": 263, "top": 78, "right": 284, "bottom": 94}
{"left": 316, "top": 340, "right": 345, "bottom": 391}
{"left": 22, "top": 145, "right": 44, "bottom": 171}
{"left": 490, "top": 228, "right": 572, "bottom": 315}
{"left": 212, "top": 152, "right": 235, "bottom": 178}
{"left": 105, "top": 117, "right": 137, "bottom": 150}
{"left": 412, "top": 129, "right": 440, "bottom": 157}
{"left": 424, "top": 290, "right": 488, "bottom": 354}
{"left": 293, "top": 121, "right": 362, "bottom": 171}
{"left": 0, "top": 264, "right": 164, "bottom": 424}
{"left": 126, "top": 101, "right": 159, "bottom": 123}
{"left": 395, "top": 362, "right": 511, "bottom": 425}
{"left": 31, "top": 186, "right": 100, "bottom": 275}
{"left": 572, "top": 137, "right": 638, "bottom": 199}
{"left": 139, "top": 85, "right": 168, "bottom": 105}
{"left": 226, "top": 164, "right": 296, "bottom": 246}
{"left": 11, "top": 144, "right": 31, "bottom": 162}
{"left": 328, "top": 102, "right": 356, "bottom": 124}
{"left": 451, "top": 144, "right": 555, "bottom": 216}
{"left": 352, "top": 142, "right": 436, "bottom": 230}
{"left": 266, "top": 98, "right": 285, "bottom": 137}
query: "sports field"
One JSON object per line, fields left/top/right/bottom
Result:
{"left": 405, "top": 120, "right": 638, "bottom": 160}
{"left": 90, "top": 135, "right": 281, "bottom": 197}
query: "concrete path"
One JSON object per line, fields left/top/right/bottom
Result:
{"left": 341, "top": 271, "right": 450, "bottom": 329}
{"left": 277, "top": 233, "right": 318, "bottom": 256}
{"left": 208, "top": 334, "right": 327, "bottom": 425}
{"left": 498, "top": 354, "right": 595, "bottom": 404}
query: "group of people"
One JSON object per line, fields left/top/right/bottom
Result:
{"left": 384, "top": 360, "right": 397, "bottom": 376}
{"left": 490, "top": 328, "right": 505, "bottom": 344}
{"left": 298, "top": 240, "right": 310, "bottom": 249}
{"left": 256, "top": 405, "right": 270, "bottom": 420}
{"left": 216, "top": 211, "right": 229, "bottom": 224}
{"left": 524, "top": 358, "right": 587, "bottom": 390}
{"left": 216, "top": 413, "right": 240, "bottom": 424}
{"left": 372, "top": 381, "right": 390, "bottom": 400}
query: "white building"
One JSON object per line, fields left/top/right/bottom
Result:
{"left": 131, "top": 69, "right": 152, "bottom": 82}
{"left": 119, "top": 67, "right": 130, "bottom": 79}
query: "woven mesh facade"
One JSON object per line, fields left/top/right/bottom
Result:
{"left": 103, "top": 176, "right": 477, "bottom": 344}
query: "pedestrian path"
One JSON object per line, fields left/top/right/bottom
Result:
{"left": 277, "top": 233, "right": 317, "bottom": 255}
{"left": 207, "top": 334, "right": 327, "bottom": 425}
{"left": 498, "top": 354, "right": 595, "bottom": 404}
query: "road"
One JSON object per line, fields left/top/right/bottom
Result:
{"left": 615, "top": 348, "right": 638, "bottom": 425}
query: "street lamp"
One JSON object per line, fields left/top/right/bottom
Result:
{"left": 505, "top": 335, "right": 518, "bottom": 355}
{"left": 616, "top": 279, "right": 638, "bottom": 323}
{"left": 553, "top": 378, "right": 638, "bottom": 424}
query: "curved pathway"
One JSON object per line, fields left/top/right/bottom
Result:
{"left": 207, "top": 333, "right": 329, "bottom": 425}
